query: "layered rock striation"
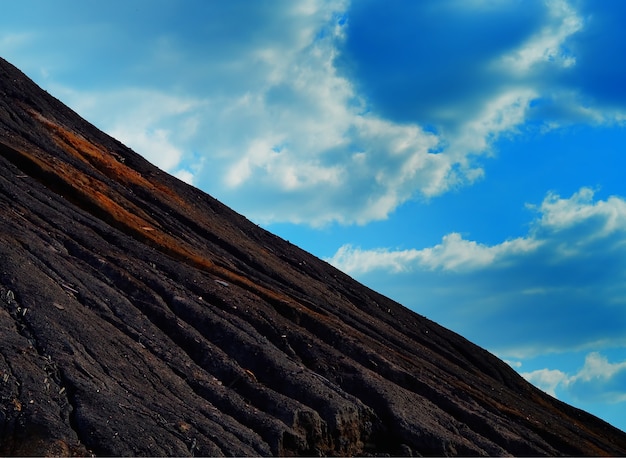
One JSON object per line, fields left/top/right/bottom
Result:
{"left": 1, "top": 57, "right": 625, "bottom": 456}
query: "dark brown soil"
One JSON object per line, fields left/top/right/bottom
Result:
{"left": 1, "top": 56, "right": 625, "bottom": 456}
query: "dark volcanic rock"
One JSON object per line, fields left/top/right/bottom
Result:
{"left": 0, "top": 56, "right": 625, "bottom": 456}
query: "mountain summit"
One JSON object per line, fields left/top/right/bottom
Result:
{"left": 0, "top": 57, "right": 625, "bottom": 456}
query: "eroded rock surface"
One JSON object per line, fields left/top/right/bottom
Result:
{"left": 1, "top": 57, "right": 626, "bottom": 456}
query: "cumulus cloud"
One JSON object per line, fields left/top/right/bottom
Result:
{"left": 190, "top": 0, "right": 580, "bottom": 225}
{"left": 203, "top": 4, "right": 448, "bottom": 225}
{"left": 566, "top": 352, "right": 626, "bottom": 403}
{"left": 522, "top": 352, "right": 626, "bottom": 403}
{"left": 20, "top": 0, "right": 447, "bottom": 225}
{"left": 211, "top": 0, "right": 625, "bottom": 225}
{"left": 327, "top": 188, "right": 626, "bottom": 356}
{"left": 13, "top": 0, "right": 592, "bottom": 226}
{"left": 533, "top": 187, "right": 626, "bottom": 237}
{"left": 8, "top": 0, "right": 626, "bottom": 226}
{"left": 522, "top": 368, "right": 568, "bottom": 398}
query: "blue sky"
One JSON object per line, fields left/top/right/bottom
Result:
{"left": 3, "top": 0, "right": 626, "bottom": 432}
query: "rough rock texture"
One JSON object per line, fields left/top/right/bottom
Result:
{"left": 0, "top": 56, "right": 625, "bottom": 456}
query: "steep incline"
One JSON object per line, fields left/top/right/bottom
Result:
{"left": 1, "top": 57, "right": 625, "bottom": 456}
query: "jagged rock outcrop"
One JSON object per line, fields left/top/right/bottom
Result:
{"left": 1, "top": 56, "right": 625, "bottom": 456}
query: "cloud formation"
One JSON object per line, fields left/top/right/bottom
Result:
{"left": 193, "top": 1, "right": 448, "bottom": 225}
{"left": 50, "top": 0, "right": 450, "bottom": 225}
{"left": 327, "top": 188, "right": 626, "bottom": 356}
{"left": 522, "top": 368, "right": 567, "bottom": 398}
{"left": 339, "top": 0, "right": 586, "bottom": 128}
{"left": 523, "top": 352, "right": 626, "bottom": 404}
{"left": 566, "top": 353, "right": 626, "bottom": 403}
{"left": 7, "top": 1, "right": 626, "bottom": 225}
{"left": 498, "top": 0, "right": 582, "bottom": 72}
{"left": 4, "top": 0, "right": 616, "bottom": 226}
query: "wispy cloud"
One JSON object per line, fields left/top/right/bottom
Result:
{"left": 499, "top": 0, "right": 582, "bottom": 72}
{"left": 0, "top": 31, "right": 33, "bottom": 50}
{"left": 202, "top": 4, "right": 446, "bottom": 225}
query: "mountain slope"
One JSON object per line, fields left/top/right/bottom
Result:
{"left": 1, "top": 57, "right": 625, "bottom": 456}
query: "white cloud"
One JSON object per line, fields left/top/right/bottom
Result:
{"left": 534, "top": 187, "right": 626, "bottom": 237}
{"left": 173, "top": 169, "right": 195, "bottom": 185}
{"left": 521, "top": 368, "right": 568, "bottom": 397}
{"left": 192, "top": 3, "right": 446, "bottom": 226}
{"left": 421, "top": 233, "right": 539, "bottom": 271}
{"left": 500, "top": 0, "right": 583, "bottom": 72}
{"left": 572, "top": 352, "right": 626, "bottom": 382}
{"left": 328, "top": 233, "right": 540, "bottom": 275}
{"left": 523, "top": 352, "right": 626, "bottom": 403}
{"left": 449, "top": 88, "right": 537, "bottom": 161}
{"left": 43, "top": 0, "right": 570, "bottom": 226}
{"left": 11, "top": 0, "right": 626, "bottom": 227}
{"left": 329, "top": 187, "right": 626, "bottom": 275}
{"left": 327, "top": 188, "right": 626, "bottom": 356}
{"left": 566, "top": 352, "right": 626, "bottom": 403}
{"left": 110, "top": 127, "right": 182, "bottom": 171}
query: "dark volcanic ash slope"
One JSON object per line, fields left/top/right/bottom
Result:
{"left": 0, "top": 57, "right": 625, "bottom": 457}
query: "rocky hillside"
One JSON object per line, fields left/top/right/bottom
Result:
{"left": 1, "top": 57, "right": 625, "bottom": 456}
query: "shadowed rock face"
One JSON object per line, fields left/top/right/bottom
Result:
{"left": 0, "top": 57, "right": 625, "bottom": 457}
